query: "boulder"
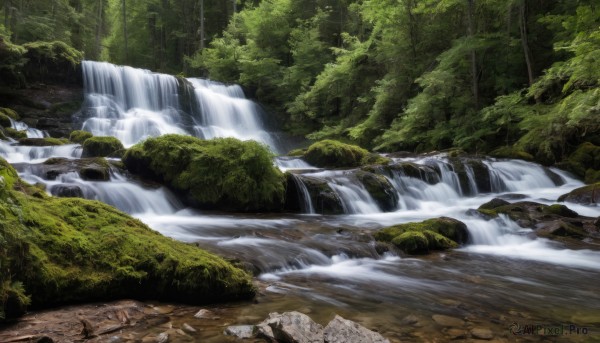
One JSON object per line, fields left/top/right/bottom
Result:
{"left": 50, "top": 184, "right": 84, "bottom": 198}
{"left": 13, "top": 157, "right": 112, "bottom": 181}
{"left": 18, "top": 137, "right": 67, "bottom": 146}
{"left": 556, "top": 142, "right": 600, "bottom": 184}
{"left": 558, "top": 183, "right": 600, "bottom": 205}
{"left": 224, "top": 325, "right": 255, "bottom": 339}
{"left": 385, "top": 162, "right": 440, "bottom": 184}
{"left": 374, "top": 217, "right": 469, "bottom": 254}
{"left": 303, "top": 140, "right": 389, "bottom": 168}
{"left": 355, "top": 171, "right": 398, "bottom": 211}
{"left": 69, "top": 130, "right": 93, "bottom": 144}
{"left": 323, "top": 315, "right": 389, "bottom": 343}
{"left": 82, "top": 136, "right": 125, "bottom": 158}
{"left": 256, "top": 311, "right": 323, "bottom": 343}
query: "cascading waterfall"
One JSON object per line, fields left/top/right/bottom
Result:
{"left": 79, "top": 61, "right": 280, "bottom": 152}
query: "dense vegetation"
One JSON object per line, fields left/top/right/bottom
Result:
{"left": 1, "top": 1, "right": 598, "bottom": 167}
{"left": 0, "top": 157, "right": 254, "bottom": 319}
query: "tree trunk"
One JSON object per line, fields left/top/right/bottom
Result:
{"left": 233, "top": 0, "right": 236, "bottom": 14}
{"left": 3, "top": 0, "right": 9, "bottom": 29}
{"left": 94, "top": 0, "right": 103, "bottom": 60}
{"left": 199, "top": 0, "right": 205, "bottom": 50}
{"left": 519, "top": 0, "right": 534, "bottom": 86}
{"left": 122, "top": 0, "right": 128, "bottom": 64}
{"left": 466, "top": 0, "right": 479, "bottom": 110}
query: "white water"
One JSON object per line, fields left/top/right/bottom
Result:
{"left": 2, "top": 61, "right": 600, "bottom": 332}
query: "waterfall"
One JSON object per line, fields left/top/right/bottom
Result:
{"left": 10, "top": 118, "right": 47, "bottom": 138}
{"left": 289, "top": 174, "right": 315, "bottom": 214}
{"left": 79, "top": 61, "right": 281, "bottom": 152}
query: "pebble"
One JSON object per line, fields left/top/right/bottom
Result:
{"left": 182, "top": 323, "right": 196, "bottom": 333}
{"left": 471, "top": 328, "right": 494, "bottom": 340}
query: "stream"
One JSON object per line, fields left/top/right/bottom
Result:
{"left": 1, "top": 61, "right": 599, "bottom": 342}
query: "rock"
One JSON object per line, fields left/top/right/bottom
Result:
{"left": 36, "top": 337, "right": 55, "bottom": 343}
{"left": 558, "top": 183, "right": 600, "bottom": 205}
{"left": 257, "top": 311, "right": 323, "bottom": 343}
{"left": 182, "top": 323, "right": 196, "bottom": 334}
{"left": 82, "top": 136, "right": 125, "bottom": 158}
{"left": 479, "top": 198, "right": 510, "bottom": 210}
{"left": 446, "top": 328, "right": 467, "bottom": 339}
{"left": 471, "top": 328, "right": 494, "bottom": 340}
{"left": 293, "top": 175, "right": 344, "bottom": 215}
{"left": 374, "top": 217, "right": 469, "bottom": 254}
{"left": 156, "top": 332, "right": 169, "bottom": 343}
{"left": 18, "top": 137, "right": 66, "bottom": 146}
{"left": 401, "top": 314, "right": 420, "bottom": 325}
{"left": 355, "top": 170, "right": 399, "bottom": 211}
{"left": 323, "top": 315, "right": 389, "bottom": 343}
{"left": 556, "top": 142, "right": 600, "bottom": 184}
{"left": 50, "top": 184, "right": 84, "bottom": 198}
{"left": 388, "top": 162, "right": 440, "bottom": 184}
{"left": 69, "top": 130, "right": 93, "bottom": 144}
{"left": 13, "top": 157, "right": 111, "bottom": 181}
{"left": 194, "top": 309, "right": 218, "bottom": 319}
{"left": 303, "top": 139, "right": 370, "bottom": 168}
{"left": 80, "top": 318, "right": 96, "bottom": 338}
{"left": 224, "top": 325, "right": 255, "bottom": 339}
{"left": 432, "top": 314, "right": 465, "bottom": 327}
{"left": 542, "top": 204, "right": 578, "bottom": 217}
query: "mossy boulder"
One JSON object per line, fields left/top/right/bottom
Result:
{"left": 287, "top": 148, "right": 306, "bottom": 157}
{"left": 18, "top": 137, "right": 67, "bottom": 146}
{"left": 0, "top": 107, "right": 19, "bottom": 121}
{"left": 288, "top": 174, "right": 344, "bottom": 214}
{"left": 355, "top": 171, "right": 398, "bottom": 211}
{"left": 69, "top": 130, "right": 93, "bottom": 144}
{"left": 123, "top": 135, "right": 286, "bottom": 212}
{"left": 4, "top": 127, "right": 27, "bottom": 140}
{"left": 0, "top": 157, "right": 254, "bottom": 319}
{"left": 82, "top": 136, "right": 125, "bottom": 158}
{"left": 558, "top": 183, "right": 600, "bottom": 205}
{"left": 385, "top": 162, "right": 440, "bottom": 184}
{"left": 490, "top": 146, "right": 534, "bottom": 161}
{"left": 556, "top": 142, "right": 600, "bottom": 184}
{"left": 0, "top": 113, "right": 12, "bottom": 128}
{"left": 303, "top": 140, "right": 373, "bottom": 168}
{"left": 18, "top": 157, "right": 112, "bottom": 181}
{"left": 479, "top": 198, "right": 510, "bottom": 210}
{"left": 374, "top": 217, "right": 469, "bottom": 254}
{"left": 543, "top": 204, "right": 578, "bottom": 218}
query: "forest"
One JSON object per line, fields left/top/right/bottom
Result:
{"left": 1, "top": 0, "right": 599, "bottom": 168}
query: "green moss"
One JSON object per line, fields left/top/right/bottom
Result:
{"left": 0, "top": 156, "right": 254, "bottom": 319}
{"left": 479, "top": 198, "right": 510, "bottom": 210}
{"left": 69, "top": 130, "right": 93, "bottom": 144}
{"left": 362, "top": 153, "right": 392, "bottom": 166}
{"left": 0, "top": 107, "right": 19, "bottom": 120}
{"left": 22, "top": 41, "right": 83, "bottom": 67}
{"left": 304, "top": 140, "right": 370, "bottom": 168}
{"left": 287, "top": 148, "right": 306, "bottom": 157}
{"left": 556, "top": 142, "right": 600, "bottom": 183}
{"left": 558, "top": 183, "right": 600, "bottom": 204}
{"left": 4, "top": 128, "right": 27, "bottom": 139}
{"left": 374, "top": 217, "right": 468, "bottom": 254}
{"left": 123, "top": 135, "right": 285, "bottom": 212}
{"left": 543, "top": 204, "right": 578, "bottom": 218}
{"left": 490, "top": 146, "right": 534, "bottom": 161}
{"left": 82, "top": 136, "right": 125, "bottom": 158}
{"left": 18, "top": 137, "right": 66, "bottom": 146}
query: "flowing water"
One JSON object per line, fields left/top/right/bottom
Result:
{"left": 2, "top": 62, "right": 600, "bottom": 341}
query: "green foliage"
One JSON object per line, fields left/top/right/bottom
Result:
{"left": 69, "top": 130, "right": 93, "bottom": 144}
{"left": 123, "top": 135, "right": 285, "bottom": 211}
{"left": 0, "top": 108, "right": 19, "bottom": 120}
{"left": 303, "top": 139, "right": 370, "bottom": 168}
{"left": 22, "top": 41, "right": 83, "bottom": 67}
{"left": 374, "top": 217, "right": 468, "bottom": 254}
{"left": 3, "top": 128, "right": 27, "bottom": 140}
{"left": 82, "top": 136, "right": 125, "bottom": 157}
{"left": 0, "top": 157, "right": 254, "bottom": 318}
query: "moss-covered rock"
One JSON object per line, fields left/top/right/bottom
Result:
{"left": 82, "top": 136, "right": 125, "bottom": 158}
{"left": 303, "top": 140, "right": 370, "bottom": 168}
{"left": 4, "top": 127, "right": 27, "bottom": 140}
{"left": 0, "top": 113, "right": 12, "bottom": 128}
{"left": 69, "top": 130, "right": 93, "bottom": 144}
{"left": 543, "top": 204, "right": 578, "bottom": 218}
{"left": 479, "top": 198, "right": 510, "bottom": 210}
{"left": 558, "top": 183, "right": 600, "bottom": 205}
{"left": 355, "top": 171, "right": 398, "bottom": 211}
{"left": 490, "top": 146, "right": 534, "bottom": 161}
{"left": 0, "top": 107, "right": 20, "bottom": 120}
{"left": 556, "top": 142, "right": 600, "bottom": 184}
{"left": 0, "top": 157, "right": 254, "bottom": 320}
{"left": 123, "top": 135, "right": 285, "bottom": 212}
{"left": 287, "top": 148, "right": 306, "bottom": 157}
{"left": 20, "top": 157, "right": 112, "bottom": 181}
{"left": 374, "top": 217, "right": 468, "bottom": 254}
{"left": 18, "top": 137, "right": 67, "bottom": 146}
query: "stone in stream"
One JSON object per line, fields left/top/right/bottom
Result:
{"left": 155, "top": 332, "right": 169, "bottom": 343}
{"left": 224, "top": 325, "right": 255, "bottom": 339}
{"left": 51, "top": 184, "right": 84, "bottom": 198}
{"left": 432, "top": 314, "right": 465, "bottom": 327}
{"left": 256, "top": 311, "right": 323, "bottom": 343}
{"left": 471, "top": 327, "right": 494, "bottom": 340}
{"left": 181, "top": 323, "right": 196, "bottom": 334}
{"left": 194, "top": 308, "right": 219, "bottom": 319}
{"left": 323, "top": 315, "right": 390, "bottom": 343}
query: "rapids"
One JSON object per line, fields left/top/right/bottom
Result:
{"left": 1, "top": 61, "right": 599, "bottom": 341}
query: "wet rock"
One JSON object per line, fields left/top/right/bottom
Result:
{"left": 432, "top": 314, "right": 465, "bottom": 327}
{"left": 13, "top": 157, "right": 112, "bottom": 181}
{"left": 387, "top": 162, "right": 440, "bottom": 184}
{"left": 479, "top": 198, "right": 509, "bottom": 210}
{"left": 257, "top": 311, "right": 323, "bottom": 343}
{"left": 82, "top": 136, "right": 125, "bottom": 158}
{"left": 80, "top": 318, "right": 96, "bottom": 338}
{"left": 558, "top": 183, "right": 600, "bottom": 205}
{"left": 36, "top": 337, "right": 55, "bottom": 343}
{"left": 323, "top": 315, "right": 390, "bottom": 343}
{"left": 471, "top": 328, "right": 494, "bottom": 340}
{"left": 542, "top": 204, "right": 578, "bottom": 218}
{"left": 181, "top": 323, "right": 196, "bottom": 334}
{"left": 194, "top": 309, "right": 218, "bottom": 319}
{"left": 446, "top": 328, "right": 467, "bottom": 339}
{"left": 401, "top": 314, "right": 420, "bottom": 325}
{"left": 355, "top": 170, "right": 398, "bottom": 211}
{"left": 224, "top": 325, "right": 255, "bottom": 339}
{"left": 156, "top": 332, "right": 169, "bottom": 343}
{"left": 298, "top": 176, "right": 344, "bottom": 215}
{"left": 50, "top": 184, "right": 84, "bottom": 198}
